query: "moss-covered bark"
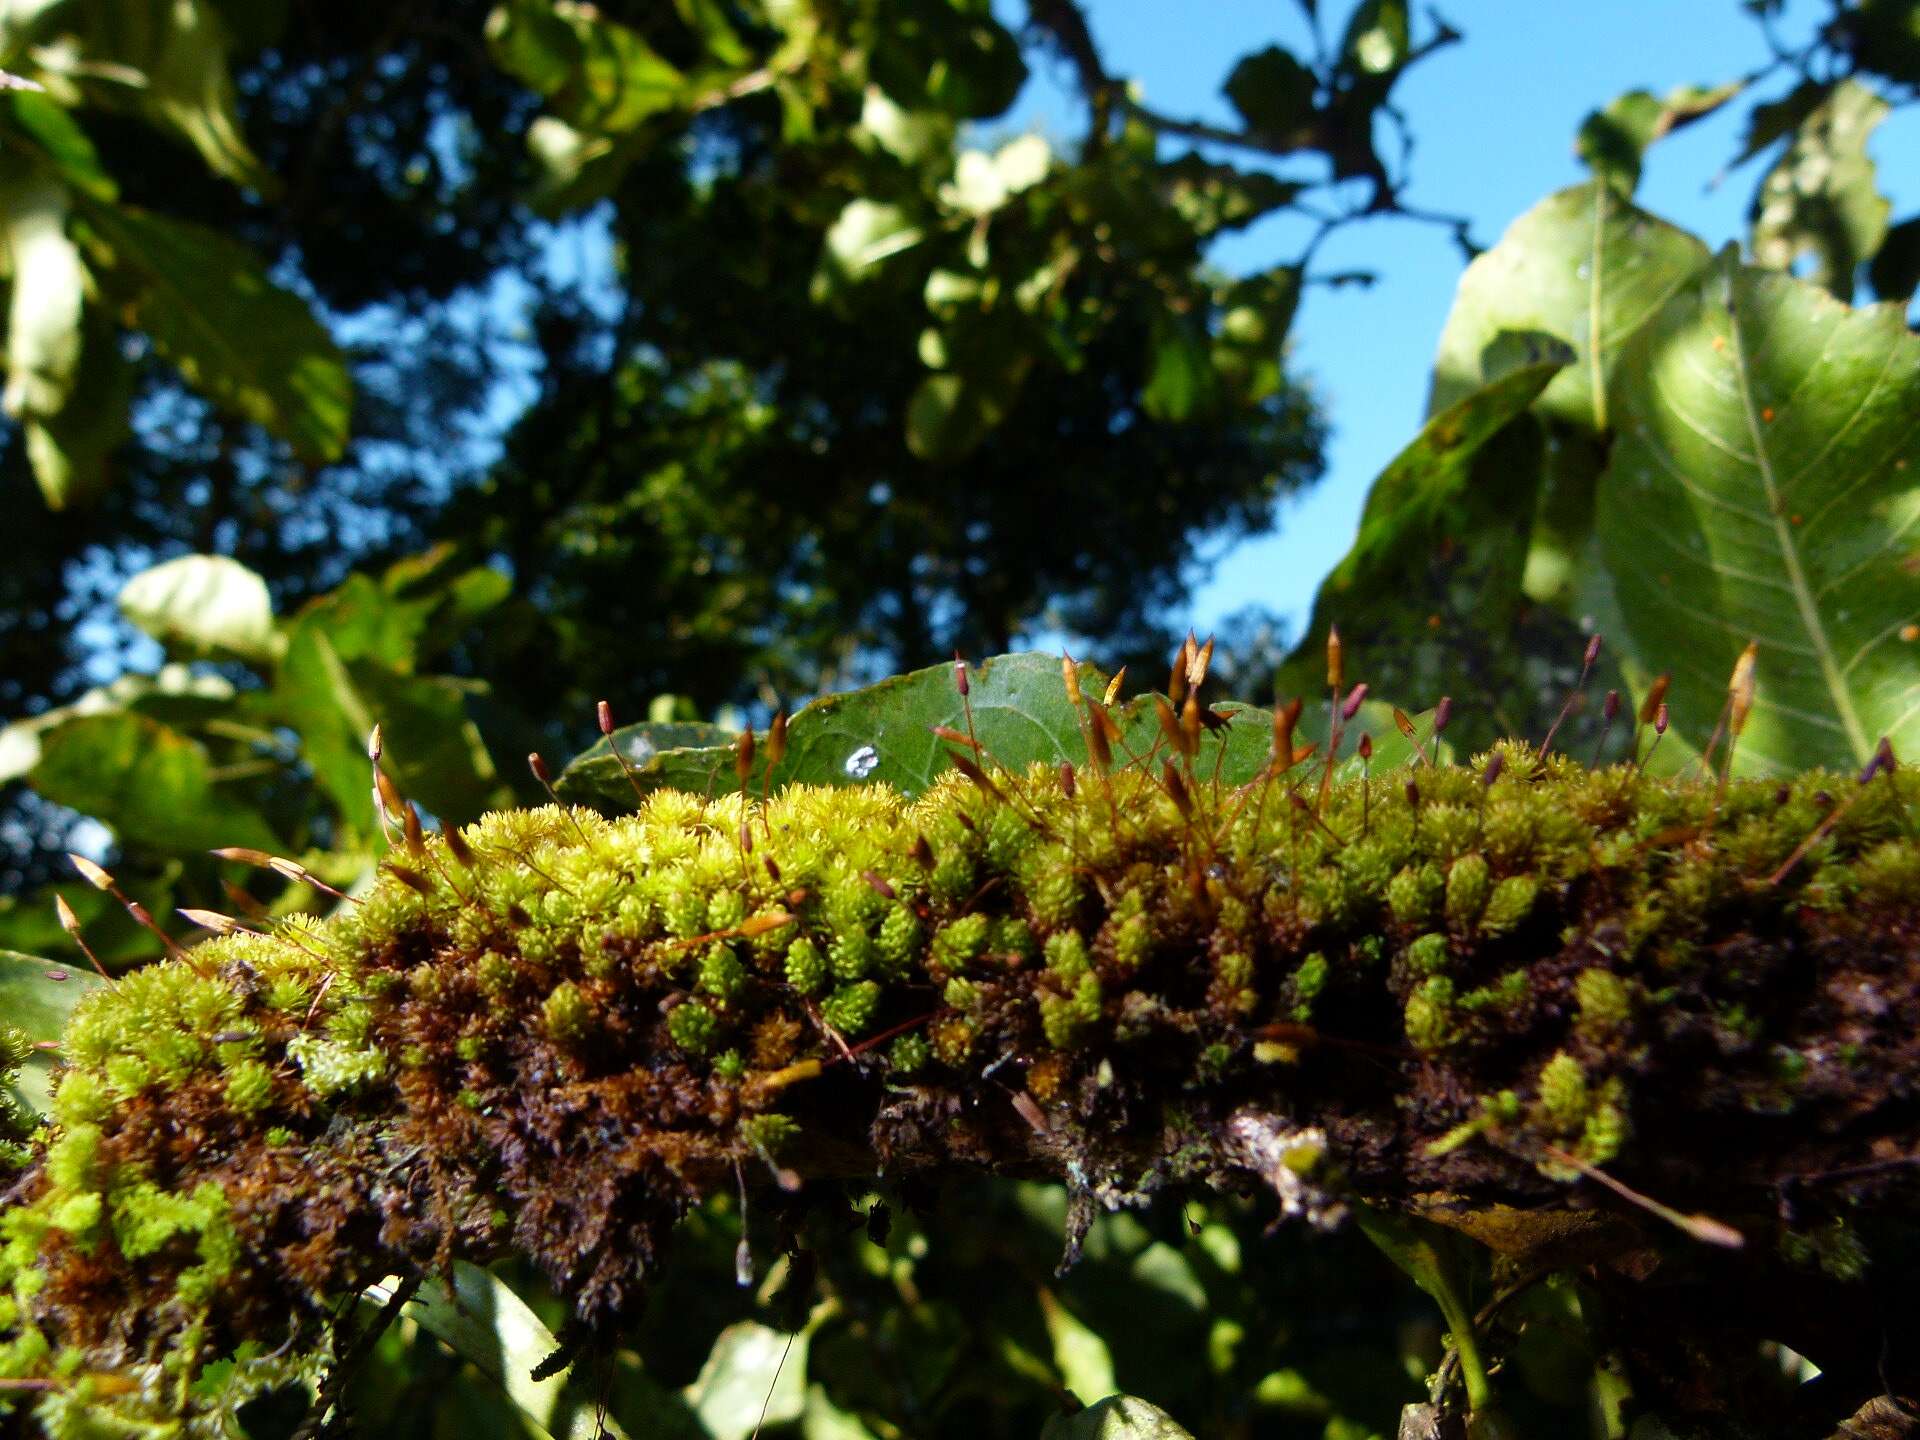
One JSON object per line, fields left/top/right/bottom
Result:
{"left": 3, "top": 746, "right": 1919, "bottom": 1434}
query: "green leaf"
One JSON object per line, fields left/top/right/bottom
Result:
{"left": 1749, "top": 79, "right": 1890, "bottom": 298}
{"left": 560, "top": 652, "right": 1437, "bottom": 812}
{"left": 1429, "top": 181, "right": 1711, "bottom": 431}
{"left": 21, "top": 303, "right": 131, "bottom": 509}
{"left": 525, "top": 115, "right": 645, "bottom": 217}
{"left": 1338, "top": 0, "right": 1410, "bottom": 76}
{"left": 1354, "top": 1206, "right": 1492, "bottom": 1413}
{"left": 1278, "top": 353, "right": 1573, "bottom": 743}
{"left": 1576, "top": 81, "right": 1744, "bottom": 195}
{"left": 368, "top": 1262, "right": 652, "bottom": 1440}
{"left": 271, "top": 607, "right": 507, "bottom": 837}
{"left": 684, "top": 1321, "right": 810, "bottom": 1440}
{"left": 9, "top": 92, "right": 116, "bottom": 200}
{"left": 119, "top": 554, "right": 278, "bottom": 663}
{"left": 1731, "top": 80, "right": 1834, "bottom": 173}
{"left": 1040, "top": 1395, "right": 1197, "bottom": 1440}
{"left": 0, "top": 948, "right": 106, "bottom": 1118}
{"left": 29, "top": 711, "right": 281, "bottom": 855}
{"left": 1595, "top": 249, "right": 1920, "bottom": 772}
{"left": 0, "top": 664, "right": 234, "bottom": 784}
{"left": 486, "top": 0, "right": 686, "bottom": 133}
{"left": 1, "top": 169, "right": 83, "bottom": 424}
{"left": 78, "top": 201, "right": 351, "bottom": 462}
{"left": 1038, "top": 1289, "right": 1116, "bottom": 1403}
{"left": 819, "top": 199, "right": 925, "bottom": 287}
{"left": 1142, "top": 310, "right": 1216, "bottom": 424}
{"left": 1222, "top": 45, "right": 1316, "bottom": 139}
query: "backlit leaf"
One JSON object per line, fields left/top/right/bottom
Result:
{"left": 1595, "top": 249, "right": 1920, "bottom": 772}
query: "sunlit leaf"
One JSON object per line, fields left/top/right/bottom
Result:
{"left": 1, "top": 170, "right": 84, "bottom": 427}
{"left": 1595, "top": 248, "right": 1920, "bottom": 772}
{"left": 684, "top": 1321, "right": 809, "bottom": 1440}
{"left": 119, "top": 554, "right": 278, "bottom": 663}
{"left": 1429, "top": 181, "right": 1711, "bottom": 431}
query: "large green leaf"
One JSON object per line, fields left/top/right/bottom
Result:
{"left": 1595, "top": 249, "right": 1920, "bottom": 772}
{"left": 29, "top": 711, "right": 281, "bottom": 855}
{"left": 119, "top": 553, "right": 278, "bottom": 663}
{"left": 77, "top": 201, "right": 351, "bottom": 462}
{"left": 560, "top": 652, "right": 1438, "bottom": 812}
{"left": 0, "top": 948, "right": 106, "bottom": 1118}
{"left": 1428, "top": 182, "right": 1711, "bottom": 432}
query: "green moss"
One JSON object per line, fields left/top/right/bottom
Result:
{"left": 6, "top": 753, "right": 1918, "bottom": 1432}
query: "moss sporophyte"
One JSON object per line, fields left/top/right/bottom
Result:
{"left": 4, "top": 737, "right": 1920, "bottom": 1432}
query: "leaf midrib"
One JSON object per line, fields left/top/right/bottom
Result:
{"left": 1723, "top": 272, "right": 1872, "bottom": 763}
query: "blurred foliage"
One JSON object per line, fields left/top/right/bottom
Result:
{"left": 2, "top": 1, "right": 1920, "bottom": 1437}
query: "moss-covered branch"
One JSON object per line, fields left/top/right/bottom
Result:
{"left": 4, "top": 746, "right": 1919, "bottom": 1433}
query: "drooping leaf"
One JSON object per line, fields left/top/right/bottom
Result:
{"left": 1038, "top": 1288, "right": 1117, "bottom": 1404}
{"left": 76, "top": 200, "right": 351, "bottom": 462}
{"left": 1222, "top": 46, "right": 1316, "bottom": 140}
{"left": 68, "top": 0, "right": 273, "bottom": 192}
{"left": 1749, "top": 78, "right": 1890, "bottom": 298}
{"left": 1595, "top": 249, "right": 1920, "bottom": 772}
{"left": 13, "top": 276, "right": 131, "bottom": 512}
{"left": 1276, "top": 352, "right": 1575, "bottom": 744}
{"left": 119, "top": 554, "right": 278, "bottom": 663}
{"left": 1429, "top": 182, "right": 1711, "bottom": 431}
{"left": 1040, "top": 1395, "right": 1197, "bottom": 1440}
{"left": 0, "top": 948, "right": 106, "bottom": 1118}
{"left": 30, "top": 711, "right": 281, "bottom": 855}
{"left": 1, "top": 169, "right": 84, "bottom": 427}
{"left": 365, "top": 1262, "right": 665, "bottom": 1440}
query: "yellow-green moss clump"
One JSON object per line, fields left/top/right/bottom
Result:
{"left": 5, "top": 745, "right": 1920, "bottom": 1432}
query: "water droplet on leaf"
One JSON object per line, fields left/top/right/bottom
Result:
{"left": 844, "top": 745, "right": 880, "bottom": 779}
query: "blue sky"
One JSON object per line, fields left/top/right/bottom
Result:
{"left": 992, "top": 0, "right": 1920, "bottom": 643}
